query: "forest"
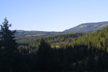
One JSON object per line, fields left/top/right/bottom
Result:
{"left": 17, "top": 32, "right": 85, "bottom": 53}
{"left": 1, "top": 18, "right": 108, "bottom": 72}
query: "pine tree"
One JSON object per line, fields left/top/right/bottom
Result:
{"left": 0, "top": 18, "right": 18, "bottom": 53}
{"left": 0, "top": 18, "right": 19, "bottom": 72}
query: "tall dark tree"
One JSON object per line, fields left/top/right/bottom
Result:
{"left": 0, "top": 18, "right": 21, "bottom": 72}
{"left": 0, "top": 18, "right": 17, "bottom": 53}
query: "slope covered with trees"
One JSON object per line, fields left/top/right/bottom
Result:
{"left": 17, "top": 32, "right": 85, "bottom": 53}
{"left": 17, "top": 26, "right": 108, "bottom": 72}
{"left": 73, "top": 27, "right": 108, "bottom": 52}
{"left": 1, "top": 18, "right": 108, "bottom": 72}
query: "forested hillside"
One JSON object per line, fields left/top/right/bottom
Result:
{"left": 17, "top": 33, "right": 85, "bottom": 53}
{"left": 1, "top": 18, "right": 108, "bottom": 72}
{"left": 17, "top": 27, "right": 108, "bottom": 72}
{"left": 73, "top": 27, "right": 108, "bottom": 52}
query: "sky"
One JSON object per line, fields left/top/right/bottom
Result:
{"left": 0, "top": 0, "right": 108, "bottom": 32}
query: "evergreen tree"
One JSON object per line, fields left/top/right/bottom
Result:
{"left": 0, "top": 18, "right": 20, "bottom": 72}
{"left": 0, "top": 18, "right": 18, "bottom": 53}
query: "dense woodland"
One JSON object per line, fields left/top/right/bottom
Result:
{"left": 1, "top": 18, "right": 108, "bottom": 72}
{"left": 17, "top": 32, "right": 85, "bottom": 53}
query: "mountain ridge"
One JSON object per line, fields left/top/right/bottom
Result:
{"left": 15, "top": 21, "right": 108, "bottom": 34}
{"left": 63, "top": 21, "right": 108, "bottom": 33}
{"left": 15, "top": 21, "right": 108, "bottom": 40}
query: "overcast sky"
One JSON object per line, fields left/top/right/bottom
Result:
{"left": 0, "top": 0, "right": 108, "bottom": 31}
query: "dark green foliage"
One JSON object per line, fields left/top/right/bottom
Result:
{"left": 0, "top": 18, "right": 18, "bottom": 53}
{"left": 73, "top": 27, "right": 108, "bottom": 51}
{"left": 37, "top": 38, "right": 52, "bottom": 71}
{"left": 17, "top": 33, "right": 84, "bottom": 53}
